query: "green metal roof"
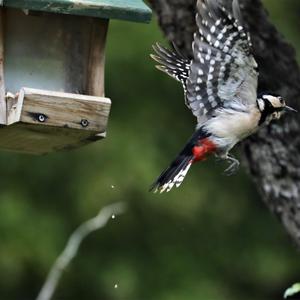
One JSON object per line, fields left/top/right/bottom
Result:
{"left": 3, "top": 0, "right": 152, "bottom": 23}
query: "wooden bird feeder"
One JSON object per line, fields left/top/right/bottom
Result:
{"left": 0, "top": 0, "right": 151, "bottom": 154}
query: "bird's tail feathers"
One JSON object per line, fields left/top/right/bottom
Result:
{"left": 150, "top": 129, "right": 216, "bottom": 193}
{"left": 149, "top": 154, "right": 194, "bottom": 193}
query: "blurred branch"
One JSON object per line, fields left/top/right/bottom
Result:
{"left": 36, "top": 202, "right": 126, "bottom": 300}
{"left": 149, "top": 0, "right": 300, "bottom": 246}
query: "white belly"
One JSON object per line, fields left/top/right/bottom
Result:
{"left": 203, "top": 106, "right": 260, "bottom": 150}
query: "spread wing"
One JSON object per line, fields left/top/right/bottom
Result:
{"left": 151, "top": 43, "right": 191, "bottom": 99}
{"left": 151, "top": 0, "right": 258, "bottom": 125}
{"left": 187, "top": 0, "right": 258, "bottom": 124}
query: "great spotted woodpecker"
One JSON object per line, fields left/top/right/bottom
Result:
{"left": 150, "top": 0, "right": 296, "bottom": 193}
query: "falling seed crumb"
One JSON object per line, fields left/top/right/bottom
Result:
{"left": 111, "top": 214, "right": 115, "bottom": 219}
{"left": 114, "top": 284, "right": 118, "bottom": 289}
{"left": 111, "top": 185, "right": 115, "bottom": 189}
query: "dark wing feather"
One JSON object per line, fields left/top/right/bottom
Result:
{"left": 232, "top": 0, "right": 243, "bottom": 25}
{"left": 186, "top": 0, "right": 258, "bottom": 124}
{"left": 151, "top": 43, "right": 191, "bottom": 101}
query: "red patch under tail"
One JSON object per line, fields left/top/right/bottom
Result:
{"left": 150, "top": 136, "right": 217, "bottom": 193}
{"left": 192, "top": 138, "right": 217, "bottom": 162}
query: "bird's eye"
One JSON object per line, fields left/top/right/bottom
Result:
{"left": 279, "top": 97, "right": 284, "bottom": 104}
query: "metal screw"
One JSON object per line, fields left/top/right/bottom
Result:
{"left": 38, "top": 114, "right": 46, "bottom": 122}
{"left": 81, "top": 119, "right": 89, "bottom": 127}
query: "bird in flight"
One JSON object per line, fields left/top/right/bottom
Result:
{"left": 150, "top": 0, "right": 296, "bottom": 193}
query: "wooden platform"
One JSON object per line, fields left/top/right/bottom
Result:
{"left": 0, "top": 88, "right": 111, "bottom": 154}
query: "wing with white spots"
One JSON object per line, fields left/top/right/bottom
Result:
{"left": 151, "top": 43, "right": 191, "bottom": 99}
{"left": 187, "top": 0, "right": 258, "bottom": 124}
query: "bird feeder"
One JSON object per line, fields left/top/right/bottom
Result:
{"left": 0, "top": 0, "right": 151, "bottom": 154}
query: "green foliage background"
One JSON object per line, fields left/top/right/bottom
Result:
{"left": 1, "top": 1, "right": 300, "bottom": 299}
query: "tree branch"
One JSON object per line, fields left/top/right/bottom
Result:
{"left": 36, "top": 202, "right": 126, "bottom": 300}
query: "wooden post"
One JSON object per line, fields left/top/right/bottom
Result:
{"left": 0, "top": 7, "right": 6, "bottom": 125}
{"left": 86, "top": 19, "right": 108, "bottom": 97}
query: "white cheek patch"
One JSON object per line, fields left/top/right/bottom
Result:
{"left": 264, "top": 95, "right": 282, "bottom": 108}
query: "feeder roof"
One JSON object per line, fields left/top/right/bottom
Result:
{"left": 3, "top": 0, "right": 152, "bottom": 23}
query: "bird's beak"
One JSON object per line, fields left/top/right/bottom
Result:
{"left": 285, "top": 105, "right": 298, "bottom": 113}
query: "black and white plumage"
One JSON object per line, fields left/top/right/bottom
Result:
{"left": 151, "top": 43, "right": 191, "bottom": 99}
{"left": 150, "top": 0, "right": 295, "bottom": 193}
{"left": 187, "top": 0, "right": 258, "bottom": 124}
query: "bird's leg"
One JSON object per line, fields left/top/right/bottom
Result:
{"left": 224, "top": 154, "right": 240, "bottom": 176}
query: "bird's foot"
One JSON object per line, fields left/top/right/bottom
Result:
{"left": 224, "top": 155, "right": 240, "bottom": 176}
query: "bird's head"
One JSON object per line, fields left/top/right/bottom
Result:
{"left": 256, "top": 93, "right": 297, "bottom": 125}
